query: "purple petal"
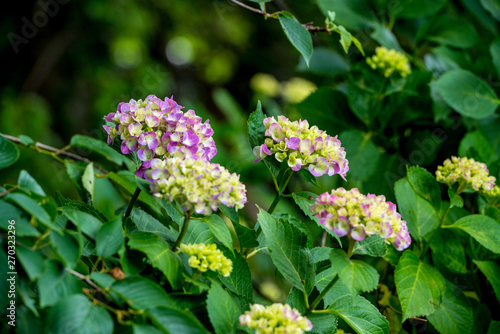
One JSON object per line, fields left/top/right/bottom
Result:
{"left": 285, "top": 137, "right": 300, "bottom": 150}
{"left": 137, "top": 148, "right": 153, "bottom": 161}
{"left": 182, "top": 129, "right": 200, "bottom": 147}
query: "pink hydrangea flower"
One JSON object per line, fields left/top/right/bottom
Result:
{"left": 103, "top": 95, "right": 217, "bottom": 166}
{"left": 253, "top": 116, "right": 348, "bottom": 179}
{"left": 311, "top": 188, "right": 411, "bottom": 251}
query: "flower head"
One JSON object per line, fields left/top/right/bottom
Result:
{"left": 253, "top": 116, "right": 349, "bottom": 179}
{"left": 103, "top": 95, "right": 217, "bottom": 163}
{"left": 179, "top": 243, "right": 232, "bottom": 277}
{"left": 239, "top": 303, "right": 313, "bottom": 334}
{"left": 436, "top": 156, "right": 496, "bottom": 192}
{"left": 149, "top": 157, "right": 247, "bottom": 215}
{"left": 366, "top": 46, "right": 411, "bottom": 78}
{"left": 310, "top": 188, "right": 411, "bottom": 251}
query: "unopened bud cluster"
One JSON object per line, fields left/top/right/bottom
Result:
{"left": 436, "top": 156, "right": 496, "bottom": 192}
{"left": 253, "top": 116, "right": 349, "bottom": 179}
{"left": 179, "top": 243, "right": 232, "bottom": 277}
{"left": 366, "top": 46, "right": 411, "bottom": 78}
{"left": 239, "top": 303, "right": 313, "bottom": 334}
{"left": 310, "top": 188, "right": 411, "bottom": 251}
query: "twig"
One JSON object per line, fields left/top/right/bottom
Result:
{"left": 67, "top": 269, "right": 102, "bottom": 291}
{"left": 1, "top": 133, "right": 92, "bottom": 164}
{"left": 229, "top": 0, "right": 327, "bottom": 31}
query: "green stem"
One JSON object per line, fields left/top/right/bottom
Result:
{"left": 309, "top": 274, "right": 339, "bottom": 311}
{"left": 246, "top": 247, "right": 267, "bottom": 259}
{"left": 173, "top": 211, "right": 192, "bottom": 250}
{"left": 268, "top": 169, "right": 293, "bottom": 214}
{"left": 124, "top": 187, "right": 141, "bottom": 221}
{"left": 346, "top": 236, "right": 356, "bottom": 259}
{"left": 267, "top": 193, "right": 282, "bottom": 214}
{"left": 188, "top": 270, "right": 201, "bottom": 293}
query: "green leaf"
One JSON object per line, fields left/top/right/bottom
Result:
{"left": 219, "top": 204, "right": 239, "bottom": 224}
{"left": 448, "top": 188, "right": 464, "bottom": 209}
{"left": 315, "top": 0, "right": 372, "bottom": 29}
{"left": 48, "top": 294, "right": 113, "bottom": 334}
{"left": 247, "top": 101, "right": 266, "bottom": 149}
{"left": 133, "top": 325, "right": 163, "bottom": 334}
{"left": 6, "top": 193, "right": 57, "bottom": 231}
{"left": 38, "top": 260, "right": 82, "bottom": 308}
{"left": 424, "top": 16, "right": 479, "bottom": 49}
{"left": 431, "top": 69, "right": 499, "bottom": 119}
{"left": 82, "top": 163, "right": 95, "bottom": 204}
{"left": 394, "top": 178, "right": 440, "bottom": 243}
{"left": 257, "top": 207, "right": 315, "bottom": 293}
{"left": 18, "top": 170, "right": 46, "bottom": 197}
{"left": 207, "top": 281, "right": 240, "bottom": 334}
{"left": 233, "top": 222, "right": 259, "bottom": 249}
{"left": 448, "top": 215, "right": 500, "bottom": 254}
{"left": 62, "top": 207, "right": 103, "bottom": 240}
{"left": 0, "top": 134, "right": 20, "bottom": 170}
{"left": 219, "top": 249, "right": 253, "bottom": 302}
{"left": 296, "top": 88, "right": 361, "bottom": 136}
{"left": 430, "top": 229, "right": 467, "bottom": 274}
{"left": 488, "top": 321, "right": 500, "bottom": 334}
{"left": 339, "top": 130, "right": 380, "bottom": 182}
{"left": 184, "top": 219, "right": 214, "bottom": 245}
{"left": 491, "top": 38, "right": 500, "bottom": 79}
{"left": 111, "top": 276, "right": 175, "bottom": 309}
{"left": 394, "top": 0, "right": 445, "bottom": 18}
{"left": 128, "top": 232, "right": 182, "bottom": 289}
{"left": 56, "top": 192, "right": 107, "bottom": 222}
{"left": 16, "top": 246, "right": 44, "bottom": 281}
{"left": 326, "top": 280, "right": 390, "bottom": 334}
{"left": 0, "top": 200, "right": 40, "bottom": 237}
{"left": 427, "top": 280, "right": 473, "bottom": 334}
{"left": 279, "top": 12, "right": 313, "bottom": 66}
{"left": 18, "top": 134, "right": 34, "bottom": 146}
{"left": 407, "top": 166, "right": 442, "bottom": 210}
{"left": 204, "top": 214, "right": 233, "bottom": 250}
{"left": 481, "top": 0, "right": 500, "bottom": 20}
{"left": 330, "top": 249, "right": 379, "bottom": 295}
{"left": 308, "top": 312, "right": 338, "bottom": 334}
{"left": 394, "top": 250, "right": 446, "bottom": 321}
{"left": 352, "top": 235, "right": 387, "bottom": 257}
{"left": 459, "top": 130, "right": 498, "bottom": 166}
{"left": 70, "top": 134, "right": 124, "bottom": 166}
{"left": 370, "top": 23, "right": 401, "bottom": 51}
{"left": 473, "top": 260, "right": 500, "bottom": 303}
{"left": 89, "top": 272, "right": 115, "bottom": 289}
{"left": 50, "top": 230, "right": 80, "bottom": 269}
{"left": 129, "top": 207, "right": 178, "bottom": 243}
{"left": 147, "top": 307, "right": 209, "bottom": 334}
{"left": 297, "top": 47, "right": 349, "bottom": 75}
{"left": 96, "top": 217, "right": 124, "bottom": 257}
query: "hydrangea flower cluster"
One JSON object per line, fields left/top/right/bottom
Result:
{"left": 179, "top": 243, "right": 232, "bottom": 277}
{"left": 239, "top": 303, "right": 313, "bottom": 334}
{"left": 435, "top": 156, "right": 496, "bottom": 192}
{"left": 366, "top": 46, "right": 411, "bottom": 78}
{"left": 149, "top": 157, "right": 247, "bottom": 215}
{"left": 253, "top": 116, "right": 349, "bottom": 179}
{"left": 103, "top": 95, "right": 217, "bottom": 163}
{"left": 310, "top": 188, "right": 411, "bottom": 251}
